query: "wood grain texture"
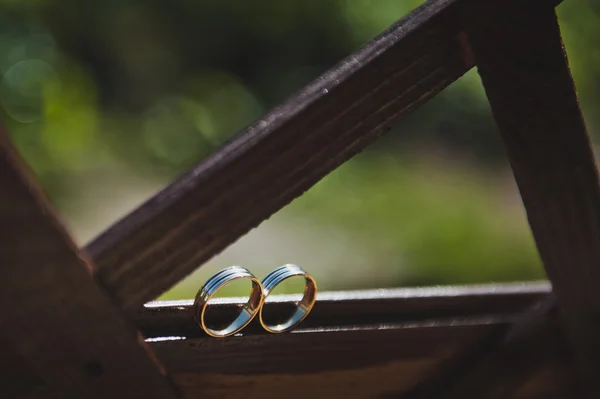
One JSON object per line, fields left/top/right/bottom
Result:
{"left": 150, "top": 319, "right": 570, "bottom": 399}
{"left": 407, "top": 297, "right": 570, "bottom": 398}
{"left": 138, "top": 283, "right": 565, "bottom": 398}
{"left": 136, "top": 282, "right": 551, "bottom": 338}
{"left": 0, "top": 133, "right": 179, "bottom": 398}
{"left": 467, "top": 2, "right": 600, "bottom": 396}
{"left": 14, "top": 283, "right": 569, "bottom": 398}
{"left": 25, "top": 322, "right": 571, "bottom": 399}
{"left": 85, "top": 0, "right": 478, "bottom": 310}
{"left": 0, "top": 328, "right": 44, "bottom": 398}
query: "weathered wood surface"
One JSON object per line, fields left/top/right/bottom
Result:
{"left": 85, "top": 0, "right": 482, "bottom": 311}
{"left": 136, "top": 282, "right": 551, "bottom": 338}
{"left": 409, "top": 296, "right": 569, "bottom": 398}
{"left": 467, "top": 1, "right": 600, "bottom": 396}
{"left": 139, "top": 283, "right": 569, "bottom": 399}
{"left": 0, "top": 133, "right": 179, "bottom": 398}
{"left": 19, "top": 283, "right": 568, "bottom": 398}
{"left": 0, "top": 328, "right": 44, "bottom": 398}
{"left": 154, "top": 321, "right": 565, "bottom": 399}
{"left": 28, "top": 323, "right": 570, "bottom": 399}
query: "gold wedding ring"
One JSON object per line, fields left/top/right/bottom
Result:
{"left": 259, "top": 264, "right": 317, "bottom": 333}
{"left": 193, "top": 266, "right": 264, "bottom": 338}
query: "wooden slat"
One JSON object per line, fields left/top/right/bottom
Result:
{"left": 24, "top": 321, "right": 571, "bottom": 399}
{"left": 85, "top": 0, "right": 480, "bottom": 310}
{"left": 136, "top": 282, "right": 551, "bottom": 338}
{"left": 15, "top": 283, "right": 568, "bottom": 398}
{"left": 0, "top": 133, "right": 179, "bottom": 398}
{"left": 138, "top": 283, "right": 566, "bottom": 398}
{"left": 155, "top": 322, "right": 515, "bottom": 399}
{"left": 464, "top": 2, "right": 600, "bottom": 396}
{"left": 151, "top": 319, "right": 570, "bottom": 399}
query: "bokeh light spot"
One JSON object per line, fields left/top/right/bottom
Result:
{"left": 1, "top": 58, "right": 57, "bottom": 123}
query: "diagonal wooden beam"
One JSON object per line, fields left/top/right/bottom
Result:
{"left": 0, "top": 132, "right": 179, "bottom": 398}
{"left": 83, "top": 0, "right": 497, "bottom": 311}
{"left": 435, "top": 2, "right": 600, "bottom": 396}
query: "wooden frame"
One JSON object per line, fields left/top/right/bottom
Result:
{"left": 1, "top": 0, "right": 597, "bottom": 396}
{"left": 9, "top": 283, "right": 572, "bottom": 398}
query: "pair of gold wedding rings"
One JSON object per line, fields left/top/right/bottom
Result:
{"left": 193, "top": 264, "right": 317, "bottom": 338}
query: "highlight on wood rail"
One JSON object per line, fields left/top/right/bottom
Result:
{"left": 136, "top": 282, "right": 551, "bottom": 338}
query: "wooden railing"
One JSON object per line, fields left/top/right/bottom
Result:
{"left": 1, "top": 0, "right": 597, "bottom": 397}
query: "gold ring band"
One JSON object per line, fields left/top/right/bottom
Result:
{"left": 258, "top": 264, "right": 317, "bottom": 333}
{"left": 193, "top": 266, "right": 264, "bottom": 338}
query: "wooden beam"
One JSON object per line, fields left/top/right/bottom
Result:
{"left": 86, "top": 0, "right": 493, "bottom": 311}
{"left": 0, "top": 133, "right": 179, "bottom": 398}
{"left": 150, "top": 321, "right": 568, "bottom": 399}
{"left": 25, "top": 323, "right": 572, "bottom": 399}
{"left": 136, "top": 283, "right": 565, "bottom": 398}
{"left": 135, "top": 282, "right": 550, "bottom": 338}
{"left": 137, "top": 283, "right": 567, "bottom": 398}
{"left": 17, "top": 283, "right": 568, "bottom": 398}
{"left": 464, "top": 2, "right": 600, "bottom": 396}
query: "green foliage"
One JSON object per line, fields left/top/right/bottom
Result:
{"left": 2, "top": 0, "right": 595, "bottom": 296}
{"left": 288, "top": 152, "right": 543, "bottom": 287}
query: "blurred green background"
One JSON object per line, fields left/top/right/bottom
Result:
{"left": 1, "top": 0, "right": 596, "bottom": 300}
